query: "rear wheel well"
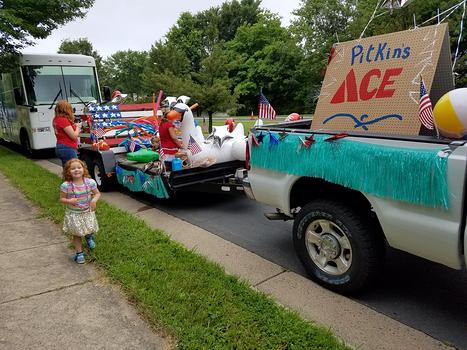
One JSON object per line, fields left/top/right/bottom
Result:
{"left": 19, "top": 128, "right": 29, "bottom": 143}
{"left": 290, "top": 177, "right": 381, "bottom": 231}
{"left": 19, "top": 128, "right": 34, "bottom": 156}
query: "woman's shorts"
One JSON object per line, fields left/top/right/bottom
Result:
{"left": 55, "top": 144, "right": 78, "bottom": 166}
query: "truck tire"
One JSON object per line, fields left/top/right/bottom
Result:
{"left": 91, "top": 158, "right": 114, "bottom": 192}
{"left": 293, "top": 199, "right": 384, "bottom": 294}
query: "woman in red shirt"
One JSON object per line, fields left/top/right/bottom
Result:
{"left": 158, "top": 111, "right": 183, "bottom": 161}
{"left": 53, "top": 100, "right": 81, "bottom": 166}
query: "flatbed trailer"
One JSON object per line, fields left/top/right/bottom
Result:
{"left": 77, "top": 103, "right": 245, "bottom": 198}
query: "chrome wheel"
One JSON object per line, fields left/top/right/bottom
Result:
{"left": 305, "top": 219, "right": 352, "bottom": 276}
{"left": 93, "top": 163, "right": 102, "bottom": 187}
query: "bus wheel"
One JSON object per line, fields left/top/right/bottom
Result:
{"left": 91, "top": 158, "right": 114, "bottom": 192}
{"left": 20, "top": 131, "right": 34, "bottom": 157}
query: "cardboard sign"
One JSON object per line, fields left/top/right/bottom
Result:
{"left": 313, "top": 24, "right": 454, "bottom": 136}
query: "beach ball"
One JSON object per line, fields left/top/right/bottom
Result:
{"left": 433, "top": 88, "right": 467, "bottom": 139}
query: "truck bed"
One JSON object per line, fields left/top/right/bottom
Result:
{"left": 253, "top": 119, "right": 453, "bottom": 145}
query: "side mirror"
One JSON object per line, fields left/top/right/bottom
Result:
{"left": 13, "top": 87, "right": 25, "bottom": 105}
{"left": 103, "top": 86, "right": 111, "bottom": 102}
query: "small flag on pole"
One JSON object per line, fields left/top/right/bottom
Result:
{"left": 129, "top": 138, "right": 136, "bottom": 152}
{"left": 93, "top": 127, "right": 105, "bottom": 139}
{"left": 419, "top": 79, "right": 434, "bottom": 130}
{"left": 159, "top": 148, "right": 166, "bottom": 161}
{"left": 258, "top": 91, "right": 277, "bottom": 120}
{"left": 188, "top": 135, "right": 202, "bottom": 155}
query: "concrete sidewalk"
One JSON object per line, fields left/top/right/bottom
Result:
{"left": 0, "top": 172, "right": 170, "bottom": 350}
{"left": 3, "top": 159, "right": 452, "bottom": 350}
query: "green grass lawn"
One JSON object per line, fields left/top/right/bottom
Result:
{"left": 0, "top": 146, "right": 350, "bottom": 350}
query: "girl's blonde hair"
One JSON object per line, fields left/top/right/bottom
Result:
{"left": 62, "top": 158, "right": 91, "bottom": 181}
{"left": 54, "top": 100, "right": 74, "bottom": 123}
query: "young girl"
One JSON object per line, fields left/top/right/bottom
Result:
{"left": 60, "top": 158, "right": 100, "bottom": 264}
{"left": 158, "top": 111, "right": 183, "bottom": 161}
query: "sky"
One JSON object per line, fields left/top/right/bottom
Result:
{"left": 23, "top": 0, "right": 302, "bottom": 58}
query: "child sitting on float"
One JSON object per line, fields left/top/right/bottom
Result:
{"left": 158, "top": 110, "right": 184, "bottom": 161}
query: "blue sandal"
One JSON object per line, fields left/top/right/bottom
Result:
{"left": 74, "top": 252, "right": 85, "bottom": 264}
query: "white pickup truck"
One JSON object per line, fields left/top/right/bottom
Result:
{"left": 242, "top": 120, "right": 467, "bottom": 294}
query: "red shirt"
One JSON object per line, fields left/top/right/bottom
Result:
{"left": 159, "top": 121, "right": 179, "bottom": 155}
{"left": 53, "top": 116, "right": 77, "bottom": 149}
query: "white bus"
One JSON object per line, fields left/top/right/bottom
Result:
{"left": 0, "top": 53, "right": 103, "bottom": 154}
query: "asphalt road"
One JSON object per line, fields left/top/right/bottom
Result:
{"left": 46, "top": 157, "right": 467, "bottom": 349}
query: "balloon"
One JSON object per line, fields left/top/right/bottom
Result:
{"left": 285, "top": 113, "right": 301, "bottom": 122}
{"left": 167, "top": 110, "right": 182, "bottom": 121}
{"left": 433, "top": 88, "right": 467, "bottom": 139}
{"left": 225, "top": 118, "right": 235, "bottom": 132}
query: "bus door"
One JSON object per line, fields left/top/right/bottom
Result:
{"left": 0, "top": 72, "right": 22, "bottom": 142}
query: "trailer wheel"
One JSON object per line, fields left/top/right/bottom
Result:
{"left": 91, "top": 158, "right": 114, "bottom": 192}
{"left": 293, "top": 199, "right": 384, "bottom": 294}
{"left": 80, "top": 154, "right": 92, "bottom": 173}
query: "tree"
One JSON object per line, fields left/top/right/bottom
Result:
{"left": 141, "top": 40, "right": 193, "bottom": 98}
{"left": 143, "top": 70, "right": 197, "bottom": 101}
{"left": 192, "top": 46, "right": 237, "bottom": 132}
{"left": 166, "top": 12, "right": 206, "bottom": 72}
{"left": 290, "top": 0, "right": 356, "bottom": 111}
{"left": 58, "top": 37, "right": 103, "bottom": 73}
{"left": 146, "top": 40, "right": 191, "bottom": 77}
{"left": 218, "top": 0, "right": 261, "bottom": 41}
{"left": 226, "top": 16, "right": 304, "bottom": 114}
{"left": 100, "top": 50, "right": 148, "bottom": 101}
{"left": 165, "top": 0, "right": 263, "bottom": 72}
{"left": 0, "top": 0, "right": 94, "bottom": 71}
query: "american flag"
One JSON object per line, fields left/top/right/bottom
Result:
{"left": 129, "top": 138, "right": 136, "bottom": 152}
{"left": 258, "top": 91, "right": 276, "bottom": 119}
{"left": 88, "top": 103, "right": 121, "bottom": 120}
{"left": 419, "top": 79, "right": 434, "bottom": 130}
{"left": 93, "top": 127, "right": 105, "bottom": 139}
{"left": 159, "top": 148, "right": 166, "bottom": 161}
{"left": 188, "top": 135, "right": 202, "bottom": 155}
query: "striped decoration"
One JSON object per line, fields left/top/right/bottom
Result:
{"left": 250, "top": 133, "right": 449, "bottom": 209}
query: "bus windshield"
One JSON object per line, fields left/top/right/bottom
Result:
{"left": 22, "top": 65, "right": 99, "bottom": 105}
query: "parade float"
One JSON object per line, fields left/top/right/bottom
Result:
{"left": 77, "top": 94, "right": 247, "bottom": 198}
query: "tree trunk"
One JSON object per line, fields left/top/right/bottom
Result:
{"left": 208, "top": 112, "right": 213, "bottom": 133}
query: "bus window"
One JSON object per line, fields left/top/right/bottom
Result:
{"left": 62, "top": 66, "right": 99, "bottom": 104}
{"left": 0, "top": 74, "right": 15, "bottom": 108}
{"left": 12, "top": 70, "right": 26, "bottom": 105}
{"left": 22, "top": 66, "right": 64, "bottom": 105}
